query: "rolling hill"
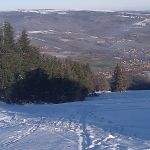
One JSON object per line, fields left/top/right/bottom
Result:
{"left": 0, "top": 10, "right": 150, "bottom": 70}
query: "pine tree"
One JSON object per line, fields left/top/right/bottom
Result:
{"left": 3, "top": 22, "right": 15, "bottom": 52}
{"left": 0, "top": 29, "right": 3, "bottom": 91}
{"left": 99, "top": 77, "right": 110, "bottom": 91}
{"left": 17, "top": 30, "right": 30, "bottom": 53}
{"left": 0, "top": 27, "right": 7, "bottom": 92}
{"left": 17, "top": 29, "right": 41, "bottom": 73}
{"left": 111, "top": 64, "right": 129, "bottom": 92}
{"left": 0, "top": 23, "right": 20, "bottom": 96}
{"left": 0, "top": 29, "right": 3, "bottom": 50}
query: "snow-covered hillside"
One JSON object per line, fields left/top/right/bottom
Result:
{"left": 0, "top": 91, "right": 150, "bottom": 150}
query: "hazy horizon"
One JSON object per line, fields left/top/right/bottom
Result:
{"left": 0, "top": 0, "right": 150, "bottom": 11}
{"left": 1, "top": 8, "right": 150, "bottom": 12}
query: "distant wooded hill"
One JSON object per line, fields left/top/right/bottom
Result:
{"left": 0, "top": 10, "right": 149, "bottom": 70}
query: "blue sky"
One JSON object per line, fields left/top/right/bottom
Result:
{"left": 0, "top": 0, "right": 150, "bottom": 11}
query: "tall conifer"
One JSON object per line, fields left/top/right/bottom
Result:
{"left": 111, "top": 64, "right": 129, "bottom": 92}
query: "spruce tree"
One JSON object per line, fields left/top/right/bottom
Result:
{"left": 111, "top": 64, "right": 129, "bottom": 92}
{"left": 0, "top": 23, "right": 20, "bottom": 98}
{"left": 17, "top": 30, "right": 30, "bottom": 53}
{"left": 99, "top": 77, "right": 110, "bottom": 91}
{"left": 0, "top": 29, "right": 3, "bottom": 50}
{"left": 17, "top": 29, "right": 41, "bottom": 73}
{"left": 0, "top": 27, "right": 5, "bottom": 94}
{"left": 0, "top": 29, "right": 3, "bottom": 92}
{"left": 3, "top": 22, "right": 15, "bottom": 52}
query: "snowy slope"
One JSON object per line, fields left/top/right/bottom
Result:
{"left": 0, "top": 91, "right": 150, "bottom": 150}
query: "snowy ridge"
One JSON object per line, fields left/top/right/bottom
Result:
{"left": 28, "top": 30, "right": 55, "bottom": 35}
{"left": 17, "top": 9, "right": 116, "bottom": 14}
{"left": 134, "top": 18, "right": 150, "bottom": 26}
{"left": 18, "top": 9, "right": 69, "bottom": 15}
{"left": 0, "top": 91, "right": 150, "bottom": 150}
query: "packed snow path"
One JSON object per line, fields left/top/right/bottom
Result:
{"left": 0, "top": 91, "right": 150, "bottom": 150}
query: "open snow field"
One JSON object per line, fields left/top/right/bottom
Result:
{"left": 0, "top": 91, "right": 150, "bottom": 150}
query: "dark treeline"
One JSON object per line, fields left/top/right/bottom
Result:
{"left": 112, "top": 64, "right": 150, "bottom": 91}
{"left": 94, "top": 64, "right": 129, "bottom": 93}
{"left": 95, "top": 64, "right": 150, "bottom": 92}
{"left": 129, "top": 74, "right": 150, "bottom": 90}
{"left": 0, "top": 22, "right": 94, "bottom": 104}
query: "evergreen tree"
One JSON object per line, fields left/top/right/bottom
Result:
{"left": 0, "top": 29, "right": 3, "bottom": 50}
{"left": 99, "top": 77, "right": 110, "bottom": 91}
{"left": 17, "top": 30, "right": 41, "bottom": 73}
{"left": 0, "top": 29, "right": 3, "bottom": 87}
{"left": 3, "top": 22, "right": 15, "bottom": 52}
{"left": 17, "top": 30, "right": 30, "bottom": 53}
{"left": 0, "top": 28, "right": 3, "bottom": 75}
{"left": 111, "top": 64, "right": 129, "bottom": 92}
{"left": 0, "top": 46, "right": 3, "bottom": 94}
{"left": 0, "top": 29, "right": 4, "bottom": 92}
{"left": 0, "top": 23, "right": 18, "bottom": 92}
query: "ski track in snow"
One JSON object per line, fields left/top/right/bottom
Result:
{"left": 0, "top": 91, "right": 150, "bottom": 150}
{"left": 0, "top": 112, "right": 43, "bottom": 149}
